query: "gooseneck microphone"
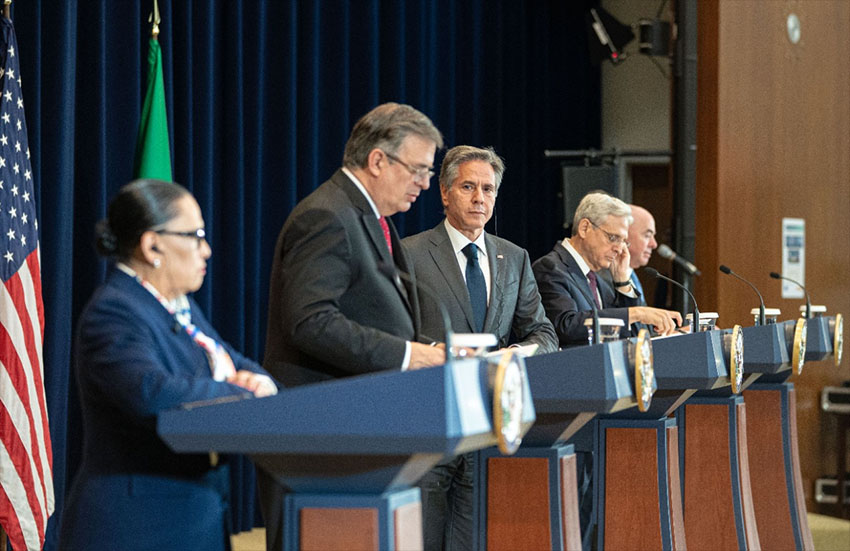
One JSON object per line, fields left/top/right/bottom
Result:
{"left": 769, "top": 271, "right": 811, "bottom": 319}
{"left": 657, "top": 244, "right": 702, "bottom": 276}
{"left": 719, "top": 265, "right": 766, "bottom": 325}
{"left": 565, "top": 271, "right": 601, "bottom": 345}
{"left": 644, "top": 267, "right": 700, "bottom": 330}
{"left": 377, "top": 262, "right": 454, "bottom": 353}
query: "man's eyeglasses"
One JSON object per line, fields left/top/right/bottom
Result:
{"left": 383, "top": 151, "right": 434, "bottom": 182}
{"left": 589, "top": 221, "right": 629, "bottom": 248}
{"left": 155, "top": 228, "right": 207, "bottom": 248}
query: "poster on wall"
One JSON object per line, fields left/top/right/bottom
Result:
{"left": 781, "top": 218, "right": 805, "bottom": 299}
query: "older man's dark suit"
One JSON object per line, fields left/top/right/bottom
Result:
{"left": 532, "top": 241, "right": 639, "bottom": 348}
{"left": 532, "top": 241, "right": 641, "bottom": 550}
{"left": 260, "top": 169, "right": 422, "bottom": 550}
{"left": 403, "top": 222, "right": 557, "bottom": 550}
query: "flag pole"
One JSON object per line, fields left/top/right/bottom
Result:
{"left": 148, "top": 0, "right": 160, "bottom": 40}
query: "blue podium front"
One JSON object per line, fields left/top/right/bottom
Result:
{"left": 158, "top": 358, "right": 535, "bottom": 551}
{"left": 476, "top": 338, "right": 651, "bottom": 551}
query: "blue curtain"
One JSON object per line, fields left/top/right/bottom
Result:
{"left": 11, "top": 1, "right": 600, "bottom": 548}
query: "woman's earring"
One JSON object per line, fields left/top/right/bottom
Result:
{"left": 153, "top": 258, "right": 161, "bottom": 268}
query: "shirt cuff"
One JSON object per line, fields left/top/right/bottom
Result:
{"left": 401, "top": 341, "right": 412, "bottom": 371}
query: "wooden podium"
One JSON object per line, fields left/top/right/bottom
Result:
{"left": 474, "top": 340, "right": 642, "bottom": 551}
{"left": 158, "top": 358, "right": 535, "bottom": 551}
{"left": 742, "top": 314, "right": 841, "bottom": 551}
{"left": 596, "top": 329, "right": 733, "bottom": 551}
{"left": 674, "top": 325, "right": 765, "bottom": 550}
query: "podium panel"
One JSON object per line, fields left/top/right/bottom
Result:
{"left": 481, "top": 445, "right": 581, "bottom": 551}
{"left": 677, "top": 397, "right": 759, "bottom": 550}
{"left": 597, "top": 418, "right": 685, "bottom": 550}
{"left": 743, "top": 383, "right": 814, "bottom": 551}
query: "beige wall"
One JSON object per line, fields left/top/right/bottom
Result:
{"left": 696, "top": 0, "right": 850, "bottom": 512}
{"left": 601, "top": 0, "right": 672, "bottom": 150}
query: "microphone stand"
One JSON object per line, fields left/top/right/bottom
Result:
{"left": 719, "top": 265, "right": 766, "bottom": 325}
{"left": 770, "top": 271, "right": 811, "bottom": 319}
{"left": 645, "top": 267, "right": 699, "bottom": 331}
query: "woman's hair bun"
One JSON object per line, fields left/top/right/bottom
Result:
{"left": 94, "top": 218, "right": 119, "bottom": 256}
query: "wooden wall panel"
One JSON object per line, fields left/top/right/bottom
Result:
{"left": 695, "top": 0, "right": 850, "bottom": 512}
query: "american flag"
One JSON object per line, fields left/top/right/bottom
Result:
{"left": 0, "top": 16, "right": 54, "bottom": 551}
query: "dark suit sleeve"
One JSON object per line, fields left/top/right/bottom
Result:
{"left": 532, "top": 254, "right": 637, "bottom": 347}
{"left": 511, "top": 250, "right": 559, "bottom": 353}
{"left": 76, "top": 299, "right": 253, "bottom": 426}
{"left": 276, "top": 206, "right": 408, "bottom": 372}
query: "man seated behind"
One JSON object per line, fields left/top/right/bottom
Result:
{"left": 532, "top": 192, "right": 681, "bottom": 348}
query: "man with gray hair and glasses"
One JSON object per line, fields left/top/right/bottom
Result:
{"left": 260, "top": 103, "right": 446, "bottom": 550}
{"left": 532, "top": 191, "right": 681, "bottom": 348}
{"left": 532, "top": 191, "right": 681, "bottom": 550}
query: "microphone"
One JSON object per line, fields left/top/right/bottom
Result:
{"left": 565, "top": 271, "right": 601, "bottom": 345}
{"left": 377, "top": 262, "right": 454, "bottom": 353}
{"left": 719, "top": 265, "right": 766, "bottom": 325}
{"left": 769, "top": 271, "right": 811, "bottom": 319}
{"left": 644, "top": 267, "right": 699, "bottom": 330}
{"left": 657, "top": 244, "right": 702, "bottom": 276}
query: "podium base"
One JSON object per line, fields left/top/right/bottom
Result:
{"left": 743, "top": 382, "right": 814, "bottom": 550}
{"left": 677, "top": 395, "right": 760, "bottom": 550}
{"left": 475, "top": 444, "right": 581, "bottom": 551}
{"left": 285, "top": 488, "right": 422, "bottom": 551}
{"left": 596, "top": 417, "right": 686, "bottom": 550}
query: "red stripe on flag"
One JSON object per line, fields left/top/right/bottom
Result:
{"left": 0, "top": 402, "right": 46, "bottom": 548}
{"left": 4, "top": 270, "right": 50, "bottom": 499}
{"left": 10, "top": 257, "right": 52, "bottom": 468}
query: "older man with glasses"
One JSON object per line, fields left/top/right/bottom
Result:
{"left": 532, "top": 191, "right": 681, "bottom": 349}
{"left": 531, "top": 191, "right": 681, "bottom": 551}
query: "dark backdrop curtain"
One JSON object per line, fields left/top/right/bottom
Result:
{"left": 10, "top": 1, "right": 600, "bottom": 548}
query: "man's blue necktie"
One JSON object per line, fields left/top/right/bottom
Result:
{"left": 463, "top": 243, "right": 487, "bottom": 332}
{"left": 631, "top": 270, "right": 644, "bottom": 299}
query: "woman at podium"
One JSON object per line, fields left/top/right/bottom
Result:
{"left": 59, "top": 180, "right": 278, "bottom": 551}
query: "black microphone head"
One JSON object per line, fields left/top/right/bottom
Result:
{"left": 769, "top": 271, "right": 781, "bottom": 279}
{"left": 656, "top": 243, "right": 674, "bottom": 259}
{"left": 643, "top": 267, "right": 659, "bottom": 278}
{"left": 719, "top": 265, "right": 732, "bottom": 274}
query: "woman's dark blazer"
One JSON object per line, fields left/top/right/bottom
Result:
{"left": 59, "top": 268, "right": 273, "bottom": 551}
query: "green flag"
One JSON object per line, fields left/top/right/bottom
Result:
{"left": 133, "top": 38, "right": 172, "bottom": 180}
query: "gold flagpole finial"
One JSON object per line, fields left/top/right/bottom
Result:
{"left": 3, "top": 0, "right": 12, "bottom": 21}
{"left": 148, "top": 0, "right": 161, "bottom": 39}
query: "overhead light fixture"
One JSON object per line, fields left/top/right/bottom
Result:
{"left": 586, "top": 5, "right": 672, "bottom": 67}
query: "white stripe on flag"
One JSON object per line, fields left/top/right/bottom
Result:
{"left": 0, "top": 280, "right": 48, "bottom": 522}
{"left": 16, "top": 257, "right": 53, "bottom": 511}
{"left": 0, "top": 373, "right": 43, "bottom": 551}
